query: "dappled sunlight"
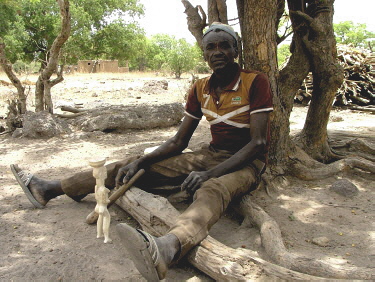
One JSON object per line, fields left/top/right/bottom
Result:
{"left": 0, "top": 127, "right": 177, "bottom": 175}
{"left": 254, "top": 174, "right": 375, "bottom": 270}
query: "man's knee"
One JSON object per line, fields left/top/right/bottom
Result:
{"left": 193, "top": 178, "right": 232, "bottom": 209}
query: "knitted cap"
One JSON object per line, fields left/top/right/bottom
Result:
{"left": 203, "top": 22, "right": 238, "bottom": 44}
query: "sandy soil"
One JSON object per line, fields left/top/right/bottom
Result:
{"left": 0, "top": 72, "right": 374, "bottom": 280}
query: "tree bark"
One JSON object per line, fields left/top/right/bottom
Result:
{"left": 207, "top": 0, "right": 228, "bottom": 25}
{"left": 237, "top": 0, "right": 293, "bottom": 166}
{"left": 181, "top": 0, "right": 207, "bottom": 50}
{"left": 35, "top": 0, "right": 71, "bottom": 113}
{"left": 290, "top": 0, "right": 344, "bottom": 162}
{"left": 0, "top": 39, "right": 27, "bottom": 114}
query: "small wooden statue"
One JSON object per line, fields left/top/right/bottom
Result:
{"left": 89, "top": 158, "right": 112, "bottom": 243}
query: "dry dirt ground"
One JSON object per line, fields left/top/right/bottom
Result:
{"left": 0, "top": 72, "right": 374, "bottom": 280}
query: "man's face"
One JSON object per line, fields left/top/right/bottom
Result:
{"left": 203, "top": 30, "right": 238, "bottom": 74}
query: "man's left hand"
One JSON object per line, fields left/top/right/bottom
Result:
{"left": 181, "top": 171, "right": 210, "bottom": 195}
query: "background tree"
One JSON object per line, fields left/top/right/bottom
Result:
{"left": 130, "top": 33, "right": 203, "bottom": 76}
{"left": 0, "top": 0, "right": 28, "bottom": 114}
{"left": 34, "top": 0, "right": 71, "bottom": 113}
{"left": 61, "top": 0, "right": 145, "bottom": 65}
{"left": 277, "top": 43, "right": 291, "bottom": 66}
{"left": 334, "top": 21, "right": 375, "bottom": 51}
{"left": 1, "top": 0, "right": 70, "bottom": 116}
{"left": 0, "top": 0, "right": 145, "bottom": 113}
{"left": 166, "top": 38, "right": 200, "bottom": 78}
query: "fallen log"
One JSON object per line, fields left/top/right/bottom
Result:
{"left": 66, "top": 103, "right": 184, "bottom": 132}
{"left": 116, "top": 188, "right": 325, "bottom": 280}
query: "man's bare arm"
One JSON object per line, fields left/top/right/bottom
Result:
{"left": 115, "top": 115, "right": 200, "bottom": 186}
{"left": 181, "top": 111, "right": 270, "bottom": 193}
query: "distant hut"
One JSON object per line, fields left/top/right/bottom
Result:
{"left": 77, "top": 60, "right": 121, "bottom": 73}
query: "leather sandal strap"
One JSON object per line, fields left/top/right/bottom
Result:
{"left": 137, "top": 230, "right": 160, "bottom": 266}
{"left": 17, "top": 170, "right": 33, "bottom": 187}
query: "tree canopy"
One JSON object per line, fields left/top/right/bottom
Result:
{"left": 334, "top": 21, "right": 374, "bottom": 50}
{"left": 130, "top": 33, "right": 204, "bottom": 77}
{"left": 0, "top": 0, "right": 145, "bottom": 66}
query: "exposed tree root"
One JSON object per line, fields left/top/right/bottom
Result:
{"left": 55, "top": 112, "right": 86, "bottom": 118}
{"left": 238, "top": 196, "right": 375, "bottom": 280}
{"left": 60, "top": 106, "right": 87, "bottom": 113}
{"left": 116, "top": 188, "right": 374, "bottom": 280}
{"left": 293, "top": 134, "right": 343, "bottom": 163}
{"left": 332, "top": 138, "right": 375, "bottom": 155}
{"left": 332, "top": 138, "right": 375, "bottom": 162}
{"left": 288, "top": 145, "right": 375, "bottom": 180}
{"left": 291, "top": 156, "right": 375, "bottom": 180}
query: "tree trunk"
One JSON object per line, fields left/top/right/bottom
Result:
{"left": 289, "top": 0, "right": 344, "bottom": 162}
{"left": 35, "top": 76, "right": 45, "bottom": 112}
{"left": 44, "top": 65, "right": 64, "bottom": 113}
{"left": 0, "top": 39, "right": 27, "bottom": 114}
{"left": 207, "top": 0, "right": 228, "bottom": 25}
{"left": 35, "top": 0, "right": 71, "bottom": 113}
{"left": 237, "top": 0, "right": 292, "bottom": 166}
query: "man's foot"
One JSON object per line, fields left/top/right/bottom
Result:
{"left": 116, "top": 223, "right": 180, "bottom": 281}
{"left": 10, "top": 164, "right": 63, "bottom": 208}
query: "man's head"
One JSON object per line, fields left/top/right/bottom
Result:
{"left": 202, "top": 22, "right": 238, "bottom": 74}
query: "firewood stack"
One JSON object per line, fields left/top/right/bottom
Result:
{"left": 295, "top": 45, "right": 375, "bottom": 109}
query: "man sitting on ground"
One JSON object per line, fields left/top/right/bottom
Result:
{"left": 11, "top": 22, "right": 273, "bottom": 281}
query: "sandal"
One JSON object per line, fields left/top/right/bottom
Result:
{"left": 10, "top": 164, "right": 45, "bottom": 209}
{"left": 116, "top": 223, "right": 168, "bottom": 281}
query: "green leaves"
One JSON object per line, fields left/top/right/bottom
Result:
{"left": 277, "top": 44, "right": 291, "bottom": 68}
{"left": 129, "top": 33, "right": 203, "bottom": 76}
{"left": 0, "top": 0, "right": 145, "bottom": 65}
{"left": 334, "top": 21, "right": 374, "bottom": 50}
{"left": 166, "top": 38, "right": 201, "bottom": 78}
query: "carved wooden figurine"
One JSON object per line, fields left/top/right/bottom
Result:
{"left": 89, "top": 158, "right": 112, "bottom": 243}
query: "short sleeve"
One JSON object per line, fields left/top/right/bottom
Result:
{"left": 185, "top": 82, "right": 203, "bottom": 120}
{"left": 249, "top": 73, "right": 273, "bottom": 115}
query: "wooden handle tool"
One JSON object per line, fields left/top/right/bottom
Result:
{"left": 86, "top": 169, "right": 145, "bottom": 224}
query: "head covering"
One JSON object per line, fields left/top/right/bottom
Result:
{"left": 203, "top": 22, "right": 238, "bottom": 44}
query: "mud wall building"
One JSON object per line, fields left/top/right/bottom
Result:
{"left": 77, "top": 60, "right": 129, "bottom": 73}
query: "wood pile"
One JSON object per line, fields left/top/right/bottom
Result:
{"left": 295, "top": 45, "right": 375, "bottom": 110}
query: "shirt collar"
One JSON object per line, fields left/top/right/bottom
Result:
{"left": 205, "top": 63, "right": 242, "bottom": 93}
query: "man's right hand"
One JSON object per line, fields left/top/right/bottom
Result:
{"left": 115, "top": 160, "right": 143, "bottom": 188}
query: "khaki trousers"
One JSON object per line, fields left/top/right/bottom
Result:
{"left": 61, "top": 145, "right": 264, "bottom": 259}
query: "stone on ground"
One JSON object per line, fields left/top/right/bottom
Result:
{"left": 329, "top": 179, "right": 359, "bottom": 198}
